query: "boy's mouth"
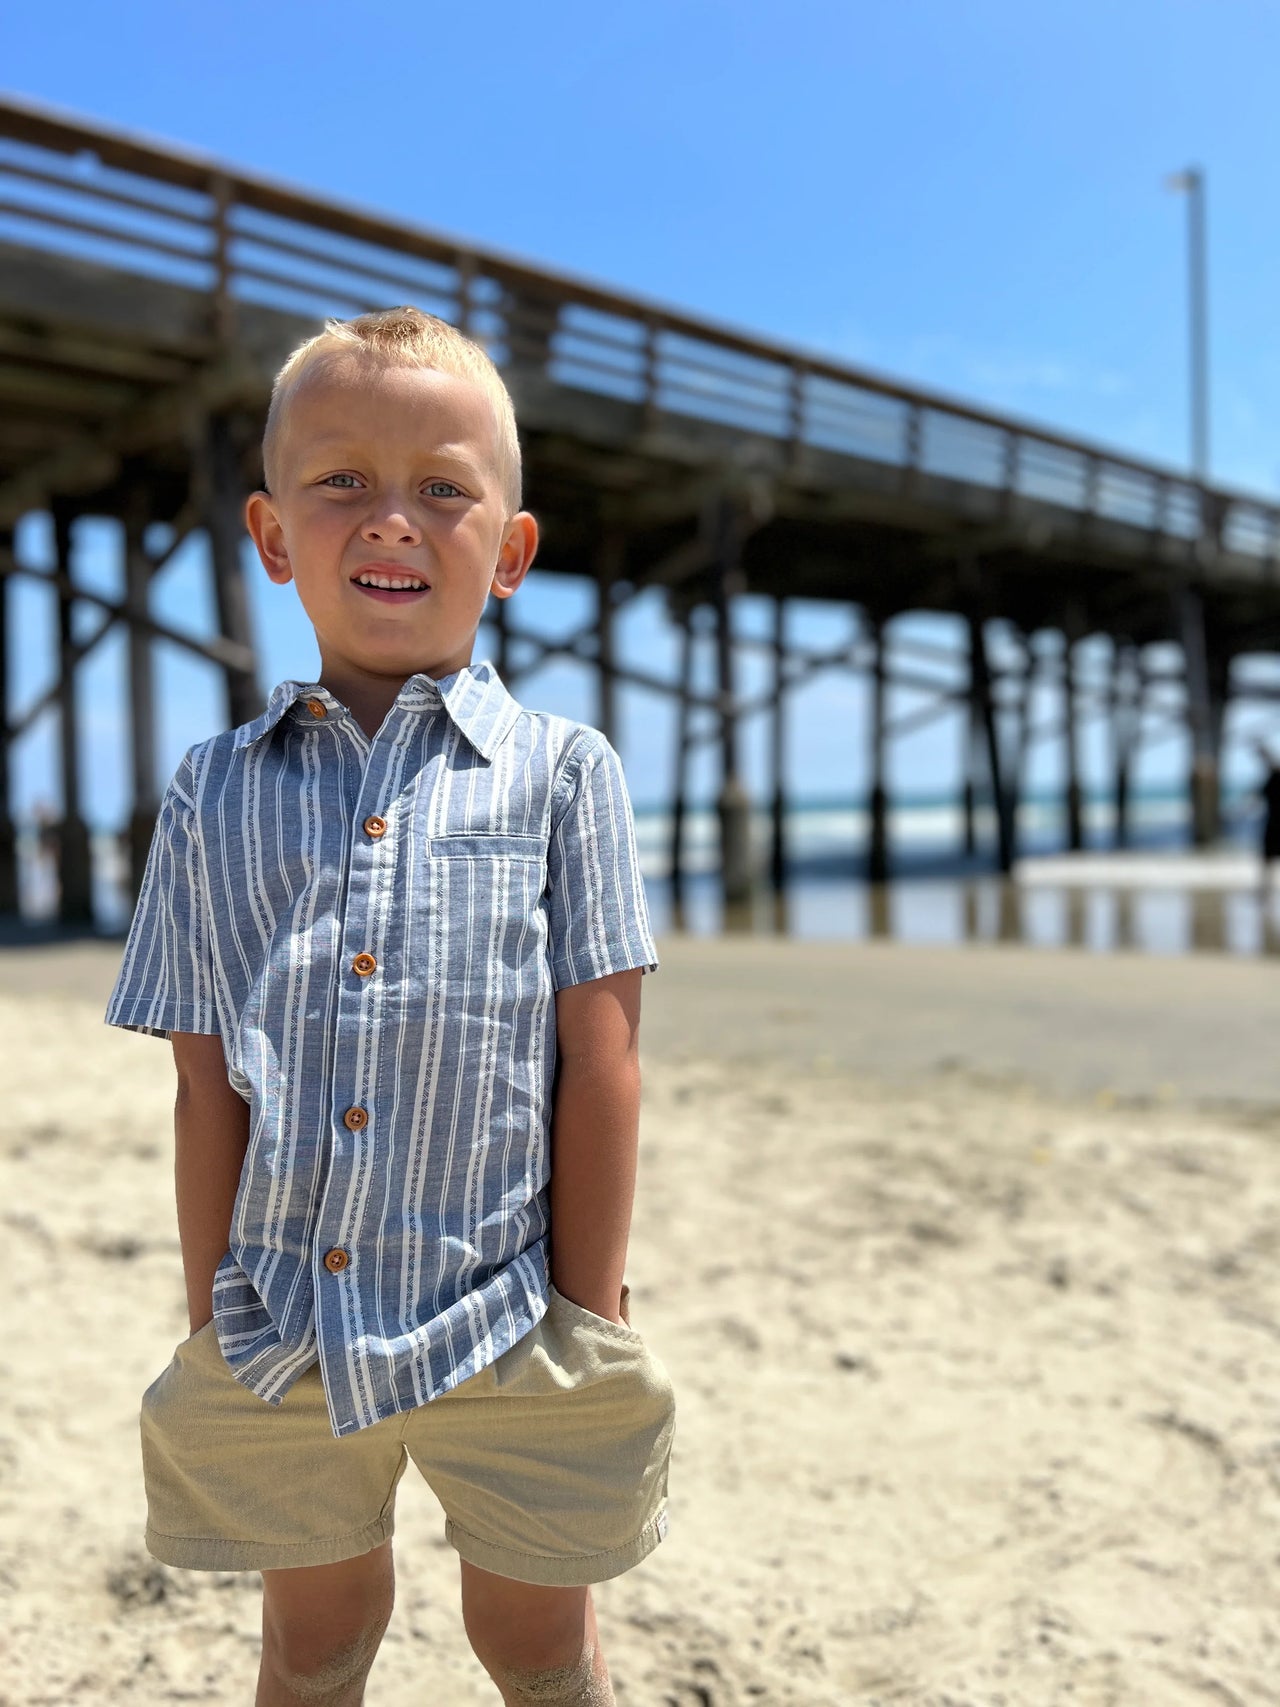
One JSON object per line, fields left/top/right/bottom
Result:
{"left": 352, "top": 566, "right": 431, "bottom": 605}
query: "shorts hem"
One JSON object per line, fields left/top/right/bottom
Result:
{"left": 144, "top": 1513, "right": 395, "bottom": 1573}
{"left": 444, "top": 1501, "right": 669, "bottom": 1587}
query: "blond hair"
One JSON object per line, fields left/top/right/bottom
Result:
{"left": 261, "top": 306, "right": 522, "bottom": 515}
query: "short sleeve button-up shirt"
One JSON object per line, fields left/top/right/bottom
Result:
{"left": 105, "top": 661, "right": 658, "bottom": 1438}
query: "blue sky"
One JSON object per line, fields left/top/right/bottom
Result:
{"left": 6, "top": 0, "right": 1280, "bottom": 824}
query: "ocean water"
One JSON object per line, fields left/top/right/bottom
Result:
{"left": 14, "top": 787, "right": 1279, "bottom": 957}
{"left": 632, "top": 787, "right": 1280, "bottom": 957}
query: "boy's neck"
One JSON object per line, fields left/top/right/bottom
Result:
{"left": 316, "top": 653, "right": 472, "bottom": 741}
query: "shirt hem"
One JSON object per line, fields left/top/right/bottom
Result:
{"left": 104, "top": 999, "right": 219, "bottom": 1039}
{"left": 551, "top": 952, "right": 660, "bottom": 992}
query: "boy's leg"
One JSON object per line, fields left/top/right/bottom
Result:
{"left": 459, "top": 1559, "right": 614, "bottom": 1706}
{"left": 257, "top": 1540, "right": 396, "bottom": 1707}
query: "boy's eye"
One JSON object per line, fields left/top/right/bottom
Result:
{"left": 321, "top": 473, "right": 360, "bottom": 489}
{"left": 426, "top": 480, "right": 462, "bottom": 498}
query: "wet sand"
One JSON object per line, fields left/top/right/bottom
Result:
{"left": 4, "top": 935, "right": 1279, "bottom": 1703}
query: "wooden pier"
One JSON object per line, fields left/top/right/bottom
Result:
{"left": 2, "top": 94, "right": 1280, "bottom": 926}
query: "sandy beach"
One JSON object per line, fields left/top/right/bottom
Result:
{"left": 4, "top": 935, "right": 1280, "bottom": 1705}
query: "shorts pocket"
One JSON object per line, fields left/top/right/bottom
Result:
{"left": 548, "top": 1284, "right": 645, "bottom": 1344}
{"left": 144, "top": 1319, "right": 218, "bottom": 1409}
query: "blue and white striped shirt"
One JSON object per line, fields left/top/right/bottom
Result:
{"left": 106, "top": 660, "right": 657, "bottom": 1437}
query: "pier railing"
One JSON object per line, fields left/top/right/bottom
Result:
{"left": 3, "top": 94, "right": 1280, "bottom": 572}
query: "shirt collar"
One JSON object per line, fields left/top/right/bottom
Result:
{"left": 231, "top": 659, "right": 522, "bottom": 762}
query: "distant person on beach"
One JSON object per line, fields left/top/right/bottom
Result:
{"left": 105, "top": 307, "right": 672, "bottom": 1706}
{"left": 1255, "top": 741, "right": 1280, "bottom": 898}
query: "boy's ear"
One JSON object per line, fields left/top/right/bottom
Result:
{"left": 244, "top": 491, "right": 294, "bottom": 586}
{"left": 490, "top": 510, "right": 538, "bottom": 601}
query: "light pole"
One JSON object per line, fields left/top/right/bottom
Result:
{"left": 1165, "top": 166, "right": 1209, "bottom": 482}
{"left": 1166, "top": 166, "right": 1218, "bottom": 846}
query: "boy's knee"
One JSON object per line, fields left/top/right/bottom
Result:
{"left": 261, "top": 1620, "right": 387, "bottom": 1703}
{"left": 491, "top": 1643, "right": 614, "bottom": 1705}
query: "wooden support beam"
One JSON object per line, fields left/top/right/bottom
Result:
{"left": 867, "top": 613, "right": 889, "bottom": 884}
{"left": 52, "top": 502, "right": 93, "bottom": 924}
{"left": 1110, "top": 641, "right": 1143, "bottom": 850}
{"left": 8, "top": 614, "right": 171, "bottom": 741}
{"left": 0, "top": 352, "right": 261, "bottom": 529}
{"left": 669, "top": 611, "right": 694, "bottom": 922}
{"left": 0, "top": 360, "right": 144, "bottom": 415}
{"left": 0, "top": 530, "right": 16, "bottom": 914}
{"left": 502, "top": 281, "right": 561, "bottom": 374}
{"left": 886, "top": 686, "right": 966, "bottom": 742}
{"left": 962, "top": 619, "right": 982, "bottom": 858}
{"left": 1175, "top": 579, "right": 1220, "bottom": 845}
{"left": 627, "top": 532, "right": 712, "bottom": 591}
{"left": 595, "top": 530, "right": 623, "bottom": 747}
{"left": 202, "top": 410, "right": 262, "bottom": 729}
{"left": 0, "top": 319, "right": 195, "bottom": 386}
{"left": 498, "top": 620, "right": 719, "bottom": 713}
{"left": 769, "top": 596, "right": 788, "bottom": 893}
{"left": 124, "top": 484, "right": 159, "bottom": 902}
{"left": 968, "top": 607, "right": 1016, "bottom": 874}
{"left": 0, "top": 554, "right": 255, "bottom": 684}
{"left": 502, "top": 600, "right": 901, "bottom": 712}
{"left": 712, "top": 497, "right": 753, "bottom": 911}
{"left": 1207, "top": 639, "right": 1232, "bottom": 833}
{"left": 508, "top": 609, "right": 973, "bottom": 756}
{"left": 1062, "top": 611, "right": 1085, "bottom": 852}
{"left": 1010, "top": 630, "right": 1035, "bottom": 848}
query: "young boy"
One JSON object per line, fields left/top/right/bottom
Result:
{"left": 105, "top": 305, "right": 674, "bottom": 1707}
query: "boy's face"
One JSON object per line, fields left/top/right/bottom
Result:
{"left": 245, "top": 358, "right": 537, "bottom": 688}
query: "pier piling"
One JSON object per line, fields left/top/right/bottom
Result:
{"left": 668, "top": 606, "right": 694, "bottom": 921}
{"left": 124, "top": 484, "right": 157, "bottom": 902}
{"left": 712, "top": 499, "right": 752, "bottom": 910}
{"left": 769, "top": 596, "right": 788, "bottom": 895}
{"left": 867, "top": 613, "right": 889, "bottom": 884}
{"left": 595, "top": 531, "right": 622, "bottom": 749}
{"left": 0, "top": 532, "right": 15, "bottom": 915}
{"left": 1175, "top": 580, "right": 1223, "bottom": 846}
{"left": 53, "top": 503, "right": 93, "bottom": 925}
{"left": 203, "top": 413, "right": 261, "bottom": 730}
{"left": 1062, "top": 608, "right": 1085, "bottom": 853}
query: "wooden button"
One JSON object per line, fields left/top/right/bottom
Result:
{"left": 343, "top": 1106, "right": 368, "bottom": 1131}
{"left": 305, "top": 697, "right": 327, "bottom": 719}
{"left": 363, "top": 815, "right": 387, "bottom": 839}
{"left": 352, "top": 952, "right": 377, "bottom": 977}
{"left": 323, "top": 1248, "right": 349, "bottom": 1273}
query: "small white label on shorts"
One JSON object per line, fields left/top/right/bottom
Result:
{"left": 656, "top": 1509, "right": 669, "bottom": 1541}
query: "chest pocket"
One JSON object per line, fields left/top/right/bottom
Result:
{"left": 422, "top": 833, "right": 551, "bottom": 978}
{"left": 425, "top": 833, "right": 546, "bottom": 862}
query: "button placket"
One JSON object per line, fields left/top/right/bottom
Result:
{"left": 316, "top": 739, "right": 398, "bottom": 1340}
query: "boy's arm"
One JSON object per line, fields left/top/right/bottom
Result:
{"left": 170, "top": 1031, "right": 250, "bottom": 1334}
{"left": 548, "top": 968, "right": 643, "bottom": 1326}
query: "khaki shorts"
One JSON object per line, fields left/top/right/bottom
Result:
{"left": 139, "top": 1285, "right": 675, "bottom": 1586}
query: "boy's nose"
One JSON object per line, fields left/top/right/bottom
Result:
{"left": 362, "top": 508, "right": 421, "bottom": 545}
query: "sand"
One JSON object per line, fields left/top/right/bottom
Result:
{"left": 4, "top": 935, "right": 1280, "bottom": 1705}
